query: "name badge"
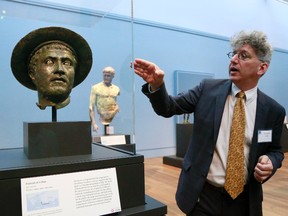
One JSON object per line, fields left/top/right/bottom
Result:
{"left": 258, "top": 130, "right": 272, "bottom": 143}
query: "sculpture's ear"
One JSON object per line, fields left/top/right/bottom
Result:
{"left": 28, "top": 69, "right": 35, "bottom": 80}
{"left": 28, "top": 69, "right": 35, "bottom": 81}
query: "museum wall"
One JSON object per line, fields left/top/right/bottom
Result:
{"left": 0, "top": 0, "right": 288, "bottom": 158}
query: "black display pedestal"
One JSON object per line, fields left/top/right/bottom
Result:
{"left": 0, "top": 144, "right": 167, "bottom": 215}
{"left": 163, "top": 124, "right": 192, "bottom": 168}
{"left": 24, "top": 121, "right": 92, "bottom": 159}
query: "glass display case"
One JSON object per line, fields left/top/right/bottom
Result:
{"left": 0, "top": 0, "right": 135, "bottom": 150}
{"left": 0, "top": 1, "right": 167, "bottom": 215}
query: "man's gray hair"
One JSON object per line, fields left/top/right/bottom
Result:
{"left": 230, "top": 30, "right": 273, "bottom": 63}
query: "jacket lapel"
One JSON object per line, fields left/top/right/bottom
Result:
{"left": 213, "top": 80, "right": 232, "bottom": 144}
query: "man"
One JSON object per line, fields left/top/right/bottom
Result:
{"left": 133, "top": 30, "right": 285, "bottom": 216}
{"left": 89, "top": 66, "right": 120, "bottom": 132}
{"left": 11, "top": 26, "right": 92, "bottom": 109}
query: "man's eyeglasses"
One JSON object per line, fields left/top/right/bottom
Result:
{"left": 227, "top": 51, "right": 252, "bottom": 61}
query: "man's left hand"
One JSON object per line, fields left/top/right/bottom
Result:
{"left": 254, "top": 155, "right": 273, "bottom": 183}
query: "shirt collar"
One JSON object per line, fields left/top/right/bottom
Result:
{"left": 231, "top": 83, "right": 257, "bottom": 103}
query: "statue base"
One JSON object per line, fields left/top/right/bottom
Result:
{"left": 23, "top": 121, "right": 92, "bottom": 159}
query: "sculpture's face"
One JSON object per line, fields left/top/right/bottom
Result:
{"left": 103, "top": 72, "right": 114, "bottom": 86}
{"left": 29, "top": 44, "right": 77, "bottom": 103}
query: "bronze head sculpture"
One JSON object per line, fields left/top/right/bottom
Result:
{"left": 11, "top": 26, "right": 93, "bottom": 109}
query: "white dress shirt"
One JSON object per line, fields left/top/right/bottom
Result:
{"left": 207, "top": 84, "right": 257, "bottom": 187}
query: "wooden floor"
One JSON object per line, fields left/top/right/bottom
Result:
{"left": 144, "top": 153, "right": 288, "bottom": 216}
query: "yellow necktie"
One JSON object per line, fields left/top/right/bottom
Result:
{"left": 224, "top": 91, "right": 246, "bottom": 199}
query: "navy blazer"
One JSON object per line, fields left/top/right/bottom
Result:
{"left": 142, "top": 79, "right": 285, "bottom": 216}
